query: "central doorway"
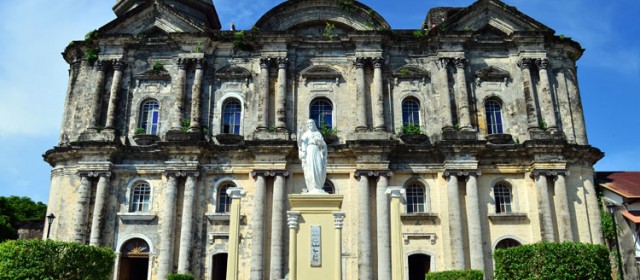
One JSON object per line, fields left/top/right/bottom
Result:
{"left": 211, "top": 253, "right": 228, "bottom": 280}
{"left": 408, "top": 253, "right": 431, "bottom": 280}
{"left": 118, "top": 238, "right": 150, "bottom": 280}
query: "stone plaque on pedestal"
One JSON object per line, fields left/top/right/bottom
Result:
{"left": 287, "top": 194, "right": 344, "bottom": 280}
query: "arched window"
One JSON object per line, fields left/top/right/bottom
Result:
{"left": 139, "top": 100, "right": 160, "bottom": 135}
{"left": 406, "top": 182, "right": 426, "bottom": 213}
{"left": 495, "top": 238, "right": 521, "bottom": 249}
{"left": 222, "top": 99, "right": 242, "bottom": 135}
{"left": 216, "top": 183, "right": 234, "bottom": 213}
{"left": 322, "top": 181, "right": 335, "bottom": 194}
{"left": 310, "top": 98, "right": 333, "bottom": 129}
{"left": 402, "top": 98, "right": 420, "bottom": 126}
{"left": 494, "top": 183, "right": 512, "bottom": 214}
{"left": 485, "top": 100, "right": 503, "bottom": 134}
{"left": 130, "top": 182, "right": 151, "bottom": 212}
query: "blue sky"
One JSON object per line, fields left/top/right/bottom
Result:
{"left": 0, "top": 0, "right": 638, "bottom": 203}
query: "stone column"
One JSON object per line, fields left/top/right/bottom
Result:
{"left": 536, "top": 58, "right": 558, "bottom": 131}
{"left": 444, "top": 171, "right": 465, "bottom": 269}
{"left": 465, "top": 173, "right": 484, "bottom": 271}
{"left": 355, "top": 171, "right": 372, "bottom": 280}
{"left": 88, "top": 61, "right": 107, "bottom": 128}
{"left": 518, "top": 58, "right": 540, "bottom": 130}
{"left": 583, "top": 170, "right": 604, "bottom": 244}
{"left": 258, "top": 58, "right": 270, "bottom": 129}
{"left": 333, "top": 212, "right": 346, "bottom": 280}
{"left": 554, "top": 172, "right": 574, "bottom": 242}
{"left": 438, "top": 58, "right": 454, "bottom": 130}
{"left": 189, "top": 59, "right": 204, "bottom": 131}
{"left": 386, "top": 187, "right": 405, "bottom": 280}
{"left": 287, "top": 211, "right": 300, "bottom": 280}
{"left": 226, "top": 187, "right": 246, "bottom": 280}
{"left": 453, "top": 58, "right": 472, "bottom": 130}
{"left": 270, "top": 171, "right": 289, "bottom": 280}
{"left": 105, "top": 60, "right": 124, "bottom": 128}
{"left": 376, "top": 173, "right": 392, "bottom": 280}
{"left": 89, "top": 173, "right": 111, "bottom": 246}
{"left": 275, "top": 57, "right": 288, "bottom": 129}
{"left": 250, "top": 172, "right": 267, "bottom": 279}
{"left": 355, "top": 57, "right": 367, "bottom": 132}
{"left": 565, "top": 68, "right": 588, "bottom": 144}
{"left": 72, "top": 173, "right": 92, "bottom": 243}
{"left": 171, "top": 58, "right": 189, "bottom": 130}
{"left": 250, "top": 171, "right": 267, "bottom": 280}
{"left": 372, "top": 57, "right": 385, "bottom": 131}
{"left": 157, "top": 172, "right": 179, "bottom": 279}
{"left": 532, "top": 170, "right": 556, "bottom": 242}
{"left": 178, "top": 172, "right": 199, "bottom": 274}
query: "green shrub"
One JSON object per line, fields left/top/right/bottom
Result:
{"left": 168, "top": 274, "right": 195, "bottom": 280}
{"left": 494, "top": 242, "right": 611, "bottom": 280}
{"left": 425, "top": 270, "right": 483, "bottom": 280}
{"left": 0, "top": 239, "right": 115, "bottom": 280}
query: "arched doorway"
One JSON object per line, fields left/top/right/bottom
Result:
{"left": 211, "top": 253, "right": 228, "bottom": 280}
{"left": 118, "top": 238, "right": 150, "bottom": 280}
{"left": 408, "top": 253, "right": 431, "bottom": 280}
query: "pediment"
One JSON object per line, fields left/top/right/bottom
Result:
{"left": 443, "top": 0, "right": 552, "bottom": 35}
{"left": 99, "top": 0, "right": 206, "bottom": 35}
{"left": 392, "top": 66, "right": 430, "bottom": 86}
{"left": 474, "top": 66, "right": 510, "bottom": 82}
{"left": 215, "top": 65, "right": 252, "bottom": 80}
{"left": 300, "top": 66, "right": 342, "bottom": 80}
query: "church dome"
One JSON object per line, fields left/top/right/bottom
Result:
{"left": 254, "top": 0, "right": 390, "bottom": 31}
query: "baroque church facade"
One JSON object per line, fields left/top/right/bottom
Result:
{"left": 44, "top": 0, "right": 605, "bottom": 279}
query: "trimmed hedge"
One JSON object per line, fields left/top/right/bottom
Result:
{"left": 494, "top": 242, "right": 611, "bottom": 280}
{"left": 0, "top": 239, "right": 115, "bottom": 280}
{"left": 168, "top": 274, "right": 195, "bottom": 280}
{"left": 425, "top": 270, "right": 483, "bottom": 280}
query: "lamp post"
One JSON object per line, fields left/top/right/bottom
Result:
{"left": 46, "top": 213, "right": 55, "bottom": 239}
{"left": 607, "top": 204, "right": 624, "bottom": 280}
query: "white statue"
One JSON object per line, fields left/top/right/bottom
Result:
{"left": 297, "top": 119, "right": 328, "bottom": 194}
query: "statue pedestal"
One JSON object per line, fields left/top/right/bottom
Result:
{"left": 287, "top": 194, "right": 344, "bottom": 280}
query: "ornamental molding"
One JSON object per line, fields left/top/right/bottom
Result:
{"left": 163, "top": 170, "right": 200, "bottom": 177}
{"left": 529, "top": 169, "right": 569, "bottom": 179}
{"left": 442, "top": 169, "right": 481, "bottom": 178}
{"left": 354, "top": 169, "right": 394, "bottom": 178}
{"left": 251, "top": 170, "right": 290, "bottom": 178}
{"left": 287, "top": 211, "right": 301, "bottom": 229}
{"left": 77, "top": 170, "right": 112, "bottom": 178}
{"left": 333, "top": 212, "right": 346, "bottom": 229}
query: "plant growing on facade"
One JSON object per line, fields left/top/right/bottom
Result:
{"left": 232, "top": 31, "right": 253, "bottom": 51}
{"left": 401, "top": 123, "right": 422, "bottom": 135}
{"left": 85, "top": 48, "right": 99, "bottom": 64}
{"left": 412, "top": 29, "right": 425, "bottom": 38}
{"left": 181, "top": 118, "right": 190, "bottom": 132}
{"left": 319, "top": 121, "right": 337, "bottom": 136}
{"left": 85, "top": 29, "right": 99, "bottom": 41}
{"left": 336, "top": 0, "right": 355, "bottom": 12}
{"left": 539, "top": 119, "right": 547, "bottom": 129}
{"left": 152, "top": 61, "right": 165, "bottom": 73}
{"left": 134, "top": 128, "right": 146, "bottom": 135}
{"left": 322, "top": 22, "right": 336, "bottom": 39}
{"left": 94, "top": 125, "right": 104, "bottom": 133}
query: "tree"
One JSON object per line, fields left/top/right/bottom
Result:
{"left": 0, "top": 196, "right": 47, "bottom": 242}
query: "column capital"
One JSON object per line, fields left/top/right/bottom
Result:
{"left": 372, "top": 57, "right": 384, "bottom": 68}
{"left": 251, "top": 170, "right": 289, "bottom": 178}
{"left": 277, "top": 57, "right": 288, "bottom": 69}
{"left": 354, "top": 169, "right": 393, "bottom": 178}
{"left": 287, "top": 211, "right": 301, "bottom": 229}
{"left": 517, "top": 58, "right": 535, "bottom": 70}
{"left": 385, "top": 186, "right": 405, "bottom": 198}
{"left": 112, "top": 59, "right": 126, "bottom": 71}
{"left": 77, "top": 170, "right": 112, "bottom": 178}
{"left": 453, "top": 57, "right": 468, "bottom": 69}
{"left": 95, "top": 60, "right": 108, "bottom": 71}
{"left": 530, "top": 169, "right": 569, "bottom": 179}
{"left": 177, "top": 58, "right": 189, "bottom": 70}
{"left": 535, "top": 58, "right": 550, "bottom": 70}
{"left": 443, "top": 169, "right": 481, "bottom": 178}
{"left": 438, "top": 57, "right": 453, "bottom": 68}
{"left": 194, "top": 58, "right": 206, "bottom": 70}
{"left": 227, "top": 187, "right": 246, "bottom": 199}
{"left": 260, "top": 57, "right": 271, "bottom": 69}
{"left": 355, "top": 57, "right": 366, "bottom": 68}
{"left": 333, "top": 212, "right": 346, "bottom": 229}
{"left": 164, "top": 170, "right": 200, "bottom": 178}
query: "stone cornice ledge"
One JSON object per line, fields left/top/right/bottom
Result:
{"left": 487, "top": 212, "right": 528, "bottom": 223}
{"left": 118, "top": 212, "right": 157, "bottom": 222}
